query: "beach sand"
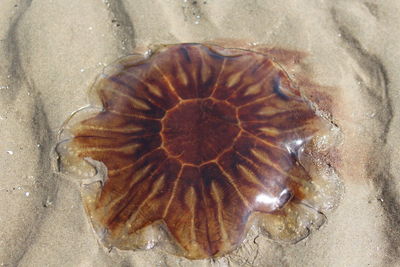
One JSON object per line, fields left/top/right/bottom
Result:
{"left": 0, "top": 0, "right": 399, "bottom": 266}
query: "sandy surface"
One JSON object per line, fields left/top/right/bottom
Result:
{"left": 0, "top": 0, "right": 399, "bottom": 266}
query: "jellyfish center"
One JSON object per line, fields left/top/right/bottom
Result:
{"left": 161, "top": 98, "right": 240, "bottom": 165}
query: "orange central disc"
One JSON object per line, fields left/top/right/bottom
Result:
{"left": 162, "top": 98, "right": 240, "bottom": 165}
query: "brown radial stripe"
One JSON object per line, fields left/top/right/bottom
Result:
{"left": 210, "top": 182, "right": 229, "bottom": 244}
{"left": 102, "top": 149, "right": 169, "bottom": 229}
{"left": 209, "top": 57, "right": 227, "bottom": 97}
{"left": 73, "top": 127, "right": 162, "bottom": 172}
{"left": 107, "top": 155, "right": 173, "bottom": 232}
{"left": 212, "top": 53, "right": 263, "bottom": 100}
{"left": 75, "top": 111, "right": 161, "bottom": 138}
{"left": 97, "top": 149, "right": 167, "bottom": 207}
{"left": 109, "top": 60, "right": 179, "bottom": 110}
{"left": 149, "top": 64, "right": 183, "bottom": 103}
{"left": 120, "top": 65, "right": 181, "bottom": 110}
{"left": 218, "top": 150, "right": 273, "bottom": 213}
{"left": 102, "top": 76, "right": 164, "bottom": 115}
{"left": 153, "top": 44, "right": 225, "bottom": 99}
{"left": 226, "top": 60, "right": 277, "bottom": 107}
{"left": 200, "top": 163, "right": 251, "bottom": 247}
{"left": 126, "top": 158, "right": 182, "bottom": 233}
{"left": 163, "top": 165, "right": 202, "bottom": 255}
{"left": 162, "top": 164, "right": 252, "bottom": 258}
{"left": 107, "top": 82, "right": 167, "bottom": 112}
{"left": 239, "top": 128, "right": 286, "bottom": 152}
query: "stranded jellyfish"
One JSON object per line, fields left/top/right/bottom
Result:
{"left": 56, "top": 43, "right": 340, "bottom": 259}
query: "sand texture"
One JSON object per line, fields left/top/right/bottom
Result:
{"left": 0, "top": 0, "right": 399, "bottom": 266}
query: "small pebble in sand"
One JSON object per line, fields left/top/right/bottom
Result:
{"left": 25, "top": 192, "right": 30, "bottom": 197}
{"left": 6, "top": 150, "right": 13, "bottom": 155}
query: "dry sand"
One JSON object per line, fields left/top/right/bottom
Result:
{"left": 0, "top": 0, "right": 399, "bottom": 266}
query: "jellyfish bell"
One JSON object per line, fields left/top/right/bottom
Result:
{"left": 56, "top": 42, "right": 342, "bottom": 259}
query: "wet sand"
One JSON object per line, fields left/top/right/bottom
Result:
{"left": 0, "top": 1, "right": 399, "bottom": 266}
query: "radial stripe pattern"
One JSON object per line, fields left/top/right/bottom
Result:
{"left": 58, "top": 43, "right": 328, "bottom": 259}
